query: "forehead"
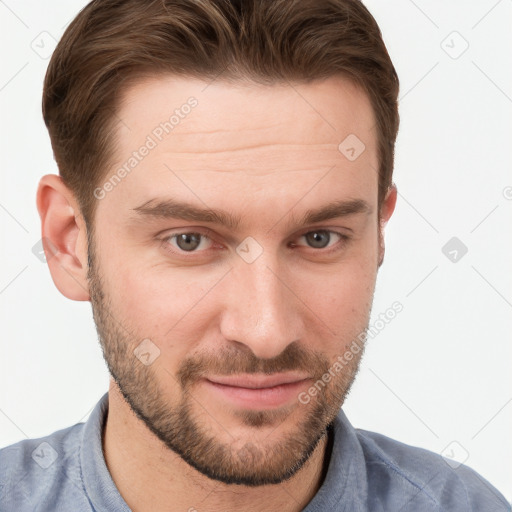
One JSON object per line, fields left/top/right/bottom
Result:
{"left": 115, "top": 74, "right": 377, "bottom": 152}
{"left": 98, "top": 74, "right": 379, "bottom": 226}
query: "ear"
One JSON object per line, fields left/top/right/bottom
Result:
{"left": 36, "top": 174, "right": 90, "bottom": 301}
{"left": 378, "top": 184, "right": 397, "bottom": 268}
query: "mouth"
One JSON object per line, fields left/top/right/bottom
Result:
{"left": 202, "top": 373, "right": 311, "bottom": 409}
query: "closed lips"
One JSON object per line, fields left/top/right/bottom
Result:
{"left": 205, "top": 374, "right": 310, "bottom": 389}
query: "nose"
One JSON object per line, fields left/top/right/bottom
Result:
{"left": 219, "top": 251, "right": 302, "bottom": 360}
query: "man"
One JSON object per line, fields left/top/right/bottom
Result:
{"left": 0, "top": 0, "right": 509, "bottom": 510}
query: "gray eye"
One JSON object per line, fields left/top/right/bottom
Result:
{"left": 175, "top": 233, "right": 202, "bottom": 251}
{"left": 304, "top": 231, "right": 331, "bottom": 249}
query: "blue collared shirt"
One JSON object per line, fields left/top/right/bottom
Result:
{"left": 0, "top": 392, "right": 509, "bottom": 511}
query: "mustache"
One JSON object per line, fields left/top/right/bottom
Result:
{"left": 176, "top": 341, "right": 329, "bottom": 388}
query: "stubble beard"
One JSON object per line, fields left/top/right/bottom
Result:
{"left": 87, "top": 239, "right": 367, "bottom": 486}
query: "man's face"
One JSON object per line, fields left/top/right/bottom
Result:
{"left": 88, "top": 75, "right": 384, "bottom": 486}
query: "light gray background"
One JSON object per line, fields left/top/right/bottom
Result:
{"left": 1, "top": 0, "right": 511, "bottom": 502}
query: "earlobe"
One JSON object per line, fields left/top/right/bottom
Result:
{"left": 378, "top": 184, "right": 397, "bottom": 267}
{"left": 36, "top": 174, "right": 90, "bottom": 301}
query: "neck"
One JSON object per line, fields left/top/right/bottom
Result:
{"left": 102, "top": 384, "right": 331, "bottom": 512}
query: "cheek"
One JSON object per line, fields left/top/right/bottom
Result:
{"left": 295, "top": 241, "right": 378, "bottom": 348}
{"left": 104, "top": 261, "right": 221, "bottom": 354}
{"left": 303, "top": 269, "right": 374, "bottom": 327}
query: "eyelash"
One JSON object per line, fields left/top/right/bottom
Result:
{"left": 160, "top": 229, "right": 351, "bottom": 257}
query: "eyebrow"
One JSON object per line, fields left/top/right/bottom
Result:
{"left": 131, "top": 197, "right": 372, "bottom": 230}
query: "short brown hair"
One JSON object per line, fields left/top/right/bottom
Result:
{"left": 43, "top": 0, "right": 399, "bottom": 229}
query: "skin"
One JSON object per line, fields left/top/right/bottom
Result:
{"left": 37, "top": 75, "right": 396, "bottom": 512}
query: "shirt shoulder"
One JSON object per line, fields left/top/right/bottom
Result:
{"left": 355, "top": 428, "right": 510, "bottom": 511}
{"left": 0, "top": 422, "right": 92, "bottom": 511}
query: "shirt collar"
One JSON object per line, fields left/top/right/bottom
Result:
{"left": 80, "top": 392, "right": 131, "bottom": 511}
{"left": 302, "top": 408, "right": 368, "bottom": 510}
